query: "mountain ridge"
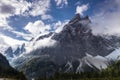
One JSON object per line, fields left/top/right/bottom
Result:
{"left": 12, "top": 14, "right": 120, "bottom": 79}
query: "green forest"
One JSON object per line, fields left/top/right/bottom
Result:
{"left": 0, "top": 67, "right": 27, "bottom": 80}
{"left": 0, "top": 53, "right": 27, "bottom": 80}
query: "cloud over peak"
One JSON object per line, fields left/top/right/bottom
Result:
{"left": 76, "top": 4, "right": 88, "bottom": 16}
{"left": 24, "top": 20, "right": 51, "bottom": 37}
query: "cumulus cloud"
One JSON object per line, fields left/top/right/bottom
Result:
{"left": 25, "top": 35, "right": 57, "bottom": 52}
{"left": 0, "top": 0, "right": 30, "bottom": 17}
{"left": 53, "top": 20, "right": 69, "bottom": 33}
{"left": 91, "top": 0, "right": 120, "bottom": 35}
{"left": 0, "top": 0, "right": 52, "bottom": 21}
{"left": 76, "top": 4, "right": 88, "bottom": 16}
{"left": 24, "top": 20, "right": 51, "bottom": 37}
{"left": 55, "top": 0, "right": 68, "bottom": 8}
{"left": 0, "top": 0, "right": 53, "bottom": 45}
{"left": 0, "top": 0, "right": 56, "bottom": 47}
{"left": 29, "top": 0, "right": 51, "bottom": 17}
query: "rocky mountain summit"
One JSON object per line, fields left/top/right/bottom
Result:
{"left": 10, "top": 14, "right": 120, "bottom": 79}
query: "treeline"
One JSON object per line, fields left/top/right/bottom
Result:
{"left": 0, "top": 53, "right": 27, "bottom": 80}
{"left": 37, "top": 60, "right": 120, "bottom": 80}
{"left": 0, "top": 67, "right": 27, "bottom": 80}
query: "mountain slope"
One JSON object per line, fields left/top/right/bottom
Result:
{"left": 106, "top": 47, "right": 120, "bottom": 60}
{"left": 44, "top": 60, "right": 120, "bottom": 80}
{"left": 14, "top": 14, "right": 120, "bottom": 79}
{"left": 0, "top": 53, "right": 26, "bottom": 79}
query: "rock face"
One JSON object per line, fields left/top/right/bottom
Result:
{"left": 51, "top": 14, "right": 111, "bottom": 59}
{"left": 15, "top": 14, "right": 120, "bottom": 79}
{"left": 4, "top": 43, "right": 26, "bottom": 58}
{"left": 4, "top": 47, "right": 13, "bottom": 57}
{"left": 0, "top": 53, "right": 10, "bottom": 68}
{"left": 0, "top": 53, "right": 26, "bottom": 79}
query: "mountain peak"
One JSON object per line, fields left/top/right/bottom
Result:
{"left": 69, "top": 14, "right": 90, "bottom": 25}
{"left": 69, "top": 13, "right": 81, "bottom": 24}
{"left": 52, "top": 14, "right": 92, "bottom": 43}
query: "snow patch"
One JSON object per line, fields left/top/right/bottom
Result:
{"left": 106, "top": 48, "right": 120, "bottom": 60}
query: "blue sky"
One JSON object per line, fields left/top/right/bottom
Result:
{"left": 8, "top": 0, "right": 105, "bottom": 29}
{"left": 0, "top": 0, "right": 120, "bottom": 46}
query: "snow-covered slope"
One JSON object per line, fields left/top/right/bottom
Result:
{"left": 106, "top": 48, "right": 120, "bottom": 60}
{"left": 64, "top": 54, "right": 108, "bottom": 73}
{"left": 77, "top": 54, "right": 108, "bottom": 72}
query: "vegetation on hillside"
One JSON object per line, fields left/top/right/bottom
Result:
{"left": 36, "top": 60, "right": 120, "bottom": 80}
{"left": 0, "top": 67, "right": 27, "bottom": 80}
{"left": 0, "top": 53, "right": 27, "bottom": 80}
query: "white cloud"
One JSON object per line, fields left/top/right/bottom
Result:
{"left": 0, "top": 34, "right": 26, "bottom": 46}
{"left": 29, "top": 0, "right": 51, "bottom": 17}
{"left": 75, "top": 1, "right": 81, "bottom": 6}
{"left": 0, "top": 22, "right": 32, "bottom": 41}
{"left": 91, "top": 0, "right": 120, "bottom": 35}
{"left": 0, "top": 0, "right": 31, "bottom": 17}
{"left": 53, "top": 20, "right": 69, "bottom": 33}
{"left": 34, "top": 37, "right": 56, "bottom": 47}
{"left": 55, "top": 0, "right": 68, "bottom": 8}
{"left": 0, "top": 36, "right": 10, "bottom": 54}
{"left": 24, "top": 20, "right": 51, "bottom": 37}
{"left": 0, "top": 19, "right": 13, "bottom": 30}
{"left": 24, "top": 19, "right": 69, "bottom": 50}
{"left": 0, "top": 0, "right": 31, "bottom": 33}
{"left": 0, "top": 0, "right": 53, "bottom": 46}
{"left": 11, "top": 30, "right": 32, "bottom": 40}
{"left": 76, "top": 4, "right": 88, "bottom": 15}
{"left": 41, "top": 14, "right": 53, "bottom": 20}
{"left": 0, "top": 1, "right": 15, "bottom": 30}
{"left": 0, "top": 0, "right": 52, "bottom": 21}
{"left": 25, "top": 35, "right": 57, "bottom": 52}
